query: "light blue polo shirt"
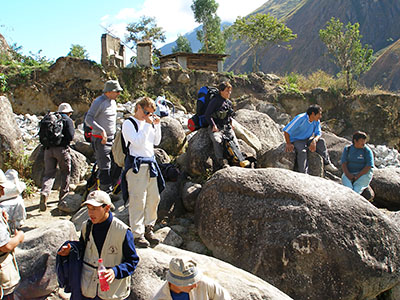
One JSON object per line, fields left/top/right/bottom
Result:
{"left": 283, "top": 112, "right": 321, "bottom": 142}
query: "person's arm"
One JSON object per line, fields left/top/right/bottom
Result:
{"left": 64, "top": 116, "right": 75, "bottom": 143}
{"left": 85, "top": 98, "right": 107, "bottom": 143}
{"left": 204, "top": 98, "right": 220, "bottom": 132}
{"left": 309, "top": 122, "right": 322, "bottom": 152}
{"left": 284, "top": 131, "right": 294, "bottom": 152}
{"left": 122, "top": 119, "right": 150, "bottom": 147}
{"left": 153, "top": 123, "right": 162, "bottom": 146}
{"left": 110, "top": 229, "right": 139, "bottom": 280}
{"left": 341, "top": 147, "right": 354, "bottom": 181}
{"left": 0, "top": 230, "right": 24, "bottom": 253}
{"left": 354, "top": 166, "right": 372, "bottom": 181}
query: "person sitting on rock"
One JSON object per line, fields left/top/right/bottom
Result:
{"left": 152, "top": 257, "right": 231, "bottom": 300}
{"left": 341, "top": 131, "right": 374, "bottom": 194}
{"left": 57, "top": 190, "right": 139, "bottom": 300}
{"left": 283, "top": 104, "right": 338, "bottom": 174}
{"left": 204, "top": 81, "right": 239, "bottom": 169}
{"left": 0, "top": 169, "right": 24, "bottom": 300}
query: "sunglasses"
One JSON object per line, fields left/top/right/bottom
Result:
{"left": 141, "top": 106, "right": 152, "bottom": 116}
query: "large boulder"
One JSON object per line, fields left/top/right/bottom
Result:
{"left": 185, "top": 128, "right": 215, "bottom": 176}
{"left": 130, "top": 244, "right": 293, "bottom": 300}
{"left": 196, "top": 167, "right": 400, "bottom": 300}
{"left": 30, "top": 145, "right": 88, "bottom": 187}
{"left": 159, "top": 117, "right": 187, "bottom": 156}
{"left": 15, "top": 220, "right": 78, "bottom": 299}
{"left": 0, "top": 96, "right": 24, "bottom": 168}
{"left": 370, "top": 167, "right": 400, "bottom": 210}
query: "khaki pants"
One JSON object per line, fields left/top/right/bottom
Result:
{"left": 126, "top": 165, "right": 160, "bottom": 238}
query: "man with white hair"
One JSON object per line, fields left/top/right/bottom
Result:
{"left": 152, "top": 257, "right": 231, "bottom": 300}
{"left": 40, "top": 102, "right": 75, "bottom": 211}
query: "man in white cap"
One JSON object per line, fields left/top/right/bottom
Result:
{"left": 152, "top": 257, "right": 231, "bottom": 300}
{"left": 0, "top": 170, "right": 24, "bottom": 300}
{"left": 85, "top": 80, "right": 123, "bottom": 193}
{"left": 40, "top": 103, "right": 75, "bottom": 211}
{"left": 57, "top": 190, "right": 139, "bottom": 300}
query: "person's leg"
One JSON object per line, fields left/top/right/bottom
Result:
{"left": 92, "top": 138, "right": 113, "bottom": 192}
{"left": 55, "top": 147, "right": 71, "bottom": 201}
{"left": 293, "top": 140, "right": 309, "bottom": 173}
{"left": 341, "top": 173, "right": 354, "bottom": 190}
{"left": 315, "top": 138, "right": 331, "bottom": 165}
{"left": 208, "top": 126, "right": 226, "bottom": 168}
{"left": 40, "top": 148, "right": 57, "bottom": 211}
{"left": 144, "top": 176, "right": 161, "bottom": 244}
{"left": 353, "top": 170, "right": 373, "bottom": 194}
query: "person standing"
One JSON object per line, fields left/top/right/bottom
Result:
{"left": 0, "top": 170, "right": 24, "bottom": 300}
{"left": 85, "top": 80, "right": 122, "bottom": 193}
{"left": 40, "top": 103, "right": 75, "bottom": 211}
{"left": 57, "top": 190, "right": 139, "bottom": 300}
{"left": 204, "top": 81, "right": 239, "bottom": 169}
{"left": 121, "top": 97, "right": 164, "bottom": 248}
{"left": 341, "top": 131, "right": 374, "bottom": 194}
{"left": 283, "top": 104, "right": 338, "bottom": 174}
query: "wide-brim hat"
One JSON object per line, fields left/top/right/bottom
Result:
{"left": 82, "top": 190, "right": 115, "bottom": 210}
{"left": 103, "top": 80, "right": 123, "bottom": 92}
{"left": 57, "top": 103, "right": 74, "bottom": 113}
{"left": 166, "top": 258, "right": 202, "bottom": 287}
{"left": 0, "top": 170, "right": 14, "bottom": 190}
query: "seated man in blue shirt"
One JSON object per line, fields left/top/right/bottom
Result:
{"left": 283, "top": 104, "right": 337, "bottom": 174}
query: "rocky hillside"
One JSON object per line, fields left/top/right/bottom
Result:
{"left": 225, "top": 0, "right": 400, "bottom": 84}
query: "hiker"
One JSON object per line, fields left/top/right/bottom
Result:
{"left": 0, "top": 170, "right": 24, "bottom": 300}
{"left": 204, "top": 81, "right": 239, "bottom": 169}
{"left": 341, "top": 131, "right": 374, "bottom": 194}
{"left": 57, "top": 190, "right": 139, "bottom": 300}
{"left": 40, "top": 103, "right": 75, "bottom": 211}
{"left": 283, "top": 104, "right": 338, "bottom": 174}
{"left": 85, "top": 80, "right": 122, "bottom": 193}
{"left": 152, "top": 257, "right": 231, "bottom": 300}
{"left": 121, "top": 97, "right": 164, "bottom": 248}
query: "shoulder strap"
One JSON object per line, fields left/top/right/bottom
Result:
{"left": 127, "top": 117, "right": 138, "bottom": 132}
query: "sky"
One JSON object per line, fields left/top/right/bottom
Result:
{"left": 1, "top": 0, "right": 267, "bottom": 64}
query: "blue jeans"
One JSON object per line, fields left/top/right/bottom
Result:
{"left": 341, "top": 169, "right": 373, "bottom": 194}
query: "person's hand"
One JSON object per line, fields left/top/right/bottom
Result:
{"left": 101, "top": 131, "right": 107, "bottom": 145}
{"left": 104, "top": 268, "right": 115, "bottom": 283}
{"left": 15, "top": 230, "right": 24, "bottom": 243}
{"left": 57, "top": 243, "right": 71, "bottom": 256}
{"left": 152, "top": 115, "right": 161, "bottom": 125}
{"left": 212, "top": 125, "right": 219, "bottom": 132}
{"left": 309, "top": 139, "right": 317, "bottom": 152}
{"left": 285, "top": 143, "right": 294, "bottom": 153}
{"left": 144, "top": 114, "right": 154, "bottom": 124}
{"left": 2, "top": 210, "right": 8, "bottom": 222}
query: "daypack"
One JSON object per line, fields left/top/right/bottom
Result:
{"left": 39, "top": 112, "right": 64, "bottom": 148}
{"left": 187, "top": 86, "right": 219, "bottom": 132}
{"left": 112, "top": 118, "right": 138, "bottom": 168}
{"left": 154, "top": 96, "right": 175, "bottom": 118}
{"left": 83, "top": 112, "right": 93, "bottom": 143}
{"left": 159, "top": 163, "right": 180, "bottom": 182}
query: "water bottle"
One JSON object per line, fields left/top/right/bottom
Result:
{"left": 98, "top": 258, "right": 110, "bottom": 292}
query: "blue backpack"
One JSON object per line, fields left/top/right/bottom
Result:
{"left": 187, "top": 86, "right": 219, "bottom": 132}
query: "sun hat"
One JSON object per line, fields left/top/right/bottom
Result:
{"left": 57, "top": 103, "right": 74, "bottom": 113}
{"left": 103, "top": 80, "right": 123, "bottom": 93}
{"left": 82, "top": 190, "right": 114, "bottom": 210}
{"left": 166, "top": 257, "right": 202, "bottom": 287}
{"left": 0, "top": 170, "right": 13, "bottom": 190}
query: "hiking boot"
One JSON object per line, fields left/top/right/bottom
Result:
{"left": 144, "top": 226, "right": 160, "bottom": 245}
{"left": 134, "top": 236, "right": 150, "bottom": 248}
{"left": 39, "top": 194, "right": 48, "bottom": 212}
{"left": 325, "top": 163, "right": 338, "bottom": 173}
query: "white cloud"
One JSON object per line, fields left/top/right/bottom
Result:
{"left": 115, "top": 8, "right": 138, "bottom": 20}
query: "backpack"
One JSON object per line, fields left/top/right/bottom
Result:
{"left": 112, "top": 118, "right": 138, "bottom": 168}
{"left": 187, "top": 86, "right": 219, "bottom": 132}
{"left": 159, "top": 163, "right": 180, "bottom": 182}
{"left": 39, "top": 112, "right": 64, "bottom": 147}
{"left": 83, "top": 112, "right": 93, "bottom": 143}
{"left": 154, "top": 96, "right": 175, "bottom": 118}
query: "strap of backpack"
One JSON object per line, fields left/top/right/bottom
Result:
{"left": 124, "top": 117, "right": 138, "bottom": 150}
{"left": 84, "top": 219, "right": 93, "bottom": 250}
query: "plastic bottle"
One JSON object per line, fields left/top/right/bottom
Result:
{"left": 98, "top": 258, "right": 110, "bottom": 292}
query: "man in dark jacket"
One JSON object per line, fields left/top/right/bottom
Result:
{"left": 40, "top": 103, "right": 75, "bottom": 211}
{"left": 204, "top": 81, "right": 239, "bottom": 169}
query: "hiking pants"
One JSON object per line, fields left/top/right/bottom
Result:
{"left": 126, "top": 165, "right": 160, "bottom": 239}
{"left": 41, "top": 146, "right": 71, "bottom": 201}
{"left": 341, "top": 169, "right": 373, "bottom": 194}
{"left": 91, "top": 137, "right": 113, "bottom": 191}
{"left": 208, "top": 126, "right": 239, "bottom": 166}
{"left": 293, "top": 137, "right": 330, "bottom": 174}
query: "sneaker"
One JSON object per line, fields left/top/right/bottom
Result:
{"left": 144, "top": 226, "right": 160, "bottom": 245}
{"left": 134, "top": 236, "right": 150, "bottom": 248}
{"left": 39, "top": 194, "right": 48, "bottom": 212}
{"left": 325, "top": 163, "right": 338, "bottom": 172}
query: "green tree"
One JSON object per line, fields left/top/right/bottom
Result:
{"left": 67, "top": 44, "right": 89, "bottom": 59}
{"left": 229, "top": 13, "right": 296, "bottom": 72}
{"left": 319, "top": 17, "right": 374, "bottom": 93}
{"left": 126, "top": 16, "right": 166, "bottom": 48}
{"left": 172, "top": 35, "right": 193, "bottom": 53}
{"left": 191, "top": 0, "right": 225, "bottom": 53}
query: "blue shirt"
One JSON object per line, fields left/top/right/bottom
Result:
{"left": 341, "top": 145, "right": 374, "bottom": 174}
{"left": 283, "top": 113, "right": 321, "bottom": 142}
{"left": 171, "top": 291, "right": 190, "bottom": 300}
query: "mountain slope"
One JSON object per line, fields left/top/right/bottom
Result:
{"left": 226, "top": 0, "right": 400, "bottom": 76}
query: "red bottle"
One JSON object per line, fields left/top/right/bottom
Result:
{"left": 98, "top": 258, "right": 110, "bottom": 292}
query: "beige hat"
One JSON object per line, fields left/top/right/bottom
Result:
{"left": 57, "top": 103, "right": 73, "bottom": 113}
{"left": 82, "top": 190, "right": 114, "bottom": 210}
{"left": 103, "top": 80, "right": 123, "bottom": 93}
{"left": 166, "top": 257, "right": 202, "bottom": 287}
{"left": 0, "top": 170, "right": 13, "bottom": 190}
